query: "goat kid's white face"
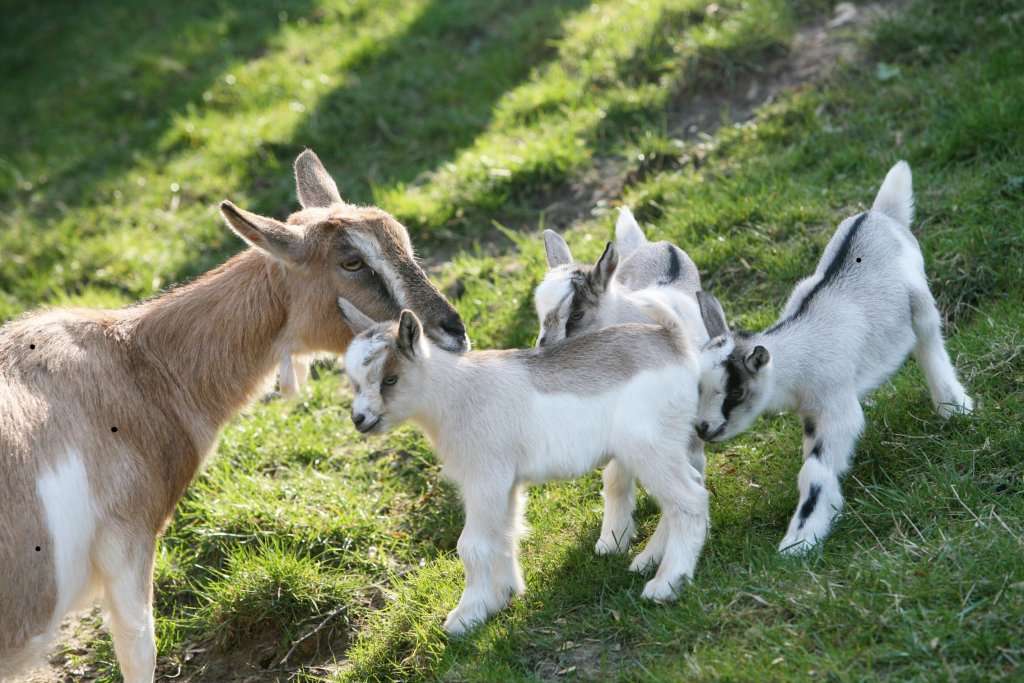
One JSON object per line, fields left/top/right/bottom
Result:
{"left": 694, "top": 292, "right": 774, "bottom": 442}
{"left": 339, "top": 300, "right": 426, "bottom": 435}
{"left": 534, "top": 230, "right": 619, "bottom": 347}
{"left": 535, "top": 208, "right": 651, "bottom": 346}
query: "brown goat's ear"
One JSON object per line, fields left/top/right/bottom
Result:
{"left": 337, "top": 298, "right": 376, "bottom": 335}
{"left": 397, "top": 310, "right": 423, "bottom": 358}
{"left": 294, "top": 149, "right": 342, "bottom": 209}
{"left": 543, "top": 230, "right": 572, "bottom": 268}
{"left": 591, "top": 241, "right": 618, "bottom": 293}
{"left": 220, "top": 200, "right": 302, "bottom": 263}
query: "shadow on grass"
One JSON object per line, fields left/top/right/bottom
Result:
{"left": 0, "top": 0, "right": 320, "bottom": 307}
{"left": 236, "top": 0, "right": 591, "bottom": 220}
{"left": 1, "top": 0, "right": 314, "bottom": 209}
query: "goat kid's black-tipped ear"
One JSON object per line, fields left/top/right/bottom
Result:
{"left": 591, "top": 241, "right": 618, "bottom": 292}
{"left": 696, "top": 290, "right": 730, "bottom": 340}
{"left": 337, "top": 297, "right": 376, "bottom": 335}
{"left": 220, "top": 200, "right": 302, "bottom": 264}
{"left": 397, "top": 309, "right": 423, "bottom": 358}
{"left": 744, "top": 345, "right": 770, "bottom": 374}
{"left": 294, "top": 148, "right": 343, "bottom": 209}
{"left": 543, "top": 229, "right": 572, "bottom": 268}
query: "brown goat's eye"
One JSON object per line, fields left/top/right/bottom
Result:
{"left": 382, "top": 375, "right": 398, "bottom": 386}
{"left": 569, "top": 311, "right": 584, "bottom": 322}
{"left": 340, "top": 258, "right": 365, "bottom": 272}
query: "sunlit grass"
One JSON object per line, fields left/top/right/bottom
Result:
{"left": 2, "top": 0, "right": 1022, "bottom": 680}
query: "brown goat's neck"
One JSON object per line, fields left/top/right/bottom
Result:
{"left": 127, "top": 249, "right": 289, "bottom": 432}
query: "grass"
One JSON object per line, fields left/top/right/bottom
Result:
{"left": 2, "top": 0, "right": 1023, "bottom": 680}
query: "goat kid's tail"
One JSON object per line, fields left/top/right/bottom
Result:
{"left": 872, "top": 160, "right": 914, "bottom": 228}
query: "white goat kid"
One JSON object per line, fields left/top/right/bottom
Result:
{"left": 337, "top": 298, "right": 708, "bottom": 635}
{"left": 535, "top": 209, "right": 707, "bottom": 557}
{"left": 693, "top": 161, "right": 973, "bottom": 555}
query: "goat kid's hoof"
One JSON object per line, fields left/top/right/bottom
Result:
{"left": 443, "top": 605, "right": 488, "bottom": 637}
{"left": 629, "top": 552, "right": 658, "bottom": 574}
{"left": 595, "top": 534, "right": 631, "bottom": 556}
{"left": 778, "top": 534, "right": 821, "bottom": 556}
{"left": 641, "top": 577, "right": 683, "bottom": 603}
{"left": 936, "top": 394, "right": 974, "bottom": 419}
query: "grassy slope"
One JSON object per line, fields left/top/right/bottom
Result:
{"left": 1, "top": 0, "right": 1022, "bottom": 680}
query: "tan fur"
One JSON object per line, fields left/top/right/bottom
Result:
{"left": 0, "top": 151, "right": 463, "bottom": 676}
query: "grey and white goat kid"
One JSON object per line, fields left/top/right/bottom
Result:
{"left": 694, "top": 162, "right": 973, "bottom": 555}
{"left": 535, "top": 208, "right": 707, "bottom": 557}
{"left": 536, "top": 208, "right": 703, "bottom": 348}
{"left": 337, "top": 298, "right": 708, "bottom": 635}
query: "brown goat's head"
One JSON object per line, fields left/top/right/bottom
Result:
{"left": 219, "top": 150, "right": 469, "bottom": 380}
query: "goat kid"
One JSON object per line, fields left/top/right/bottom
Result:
{"left": 693, "top": 161, "right": 973, "bottom": 555}
{"left": 337, "top": 297, "right": 708, "bottom": 636}
{"left": 536, "top": 207, "right": 703, "bottom": 347}
{"left": 0, "top": 150, "right": 468, "bottom": 682}
{"left": 535, "top": 209, "right": 707, "bottom": 557}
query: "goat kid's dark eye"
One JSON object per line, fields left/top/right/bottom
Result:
{"left": 340, "top": 258, "right": 365, "bottom": 272}
{"left": 569, "top": 311, "right": 584, "bottom": 322}
{"left": 383, "top": 375, "right": 399, "bottom": 386}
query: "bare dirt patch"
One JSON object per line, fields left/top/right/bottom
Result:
{"left": 464, "top": 1, "right": 902, "bottom": 257}
{"left": 426, "top": 1, "right": 900, "bottom": 282}
{"left": 20, "top": 609, "right": 103, "bottom": 683}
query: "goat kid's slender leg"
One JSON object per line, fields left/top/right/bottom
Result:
{"left": 95, "top": 530, "right": 157, "bottom": 683}
{"left": 630, "top": 443, "right": 709, "bottom": 601}
{"left": 629, "top": 516, "right": 668, "bottom": 574}
{"left": 445, "top": 477, "right": 523, "bottom": 636}
{"left": 910, "top": 289, "right": 973, "bottom": 418}
{"left": 630, "top": 435, "right": 705, "bottom": 574}
{"left": 779, "top": 400, "right": 863, "bottom": 555}
{"left": 596, "top": 458, "right": 636, "bottom": 555}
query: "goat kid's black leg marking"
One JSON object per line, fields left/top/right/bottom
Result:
{"left": 797, "top": 484, "right": 822, "bottom": 529}
{"left": 803, "top": 418, "right": 815, "bottom": 438}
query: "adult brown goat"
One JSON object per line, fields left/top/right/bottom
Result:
{"left": 0, "top": 150, "right": 468, "bottom": 682}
